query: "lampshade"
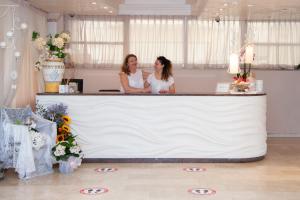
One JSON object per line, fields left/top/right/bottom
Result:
{"left": 245, "top": 45, "right": 254, "bottom": 64}
{"left": 228, "top": 53, "right": 240, "bottom": 74}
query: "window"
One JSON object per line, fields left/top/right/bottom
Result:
{"left": 65, "top": 15, "right": 299, "bottom": 69}
{"left": 248, "top": 21, "right": 300, "bottom": 68}
{"left": 66, "top": 16, "right": 124, "bottom": 67}
{"left": 188, "top": 20, "right": 240, "bottom": 68}
{"left": 129, "top": 17, "right": 184, "bottom": 67}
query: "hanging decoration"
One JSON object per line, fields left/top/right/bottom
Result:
{"left": 0, "top": 4, "right": 27, "bottom": 90}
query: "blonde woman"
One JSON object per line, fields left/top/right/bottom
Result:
{"left": 119, "top": 54, "right": 151, "bottom": 93}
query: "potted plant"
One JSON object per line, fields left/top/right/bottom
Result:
{"left": 52, "top": 135, "right": 83, "bottom": 174}
{"left": 32, "top": 31, "right": 71, "bottom": 93}
{"left": 36, "top": 103, "right": 83, "bottom": 174}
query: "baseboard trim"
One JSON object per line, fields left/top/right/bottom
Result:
{"left": 82, "top": 156, "right": 265, "bottom": 163}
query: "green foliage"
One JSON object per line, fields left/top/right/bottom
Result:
{"left": 15, "top": 119, "right": 23, "bottom": 125}
{"left": 32, "top": 31, "right": 39, "bottom": 41}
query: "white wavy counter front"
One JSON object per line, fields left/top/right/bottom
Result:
{"left": 36, "top": 94, "right": 267, "bottom": 160}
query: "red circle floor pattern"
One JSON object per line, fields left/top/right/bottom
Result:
{"left": 95, "top": 168, "right": 118, "bottom": 173}
{"left": 80, "top": 187, "right": 109, "bottom": 195}
{"left": 188, "top": 188, "right": 216, "bottom": 195}
{"left": 183, "top": 167, "right": 206, "bottom": 172}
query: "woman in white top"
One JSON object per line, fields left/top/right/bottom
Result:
{"left": 119, "top": 54, "right": 151, "bottom": 93}
{"left": 145, "top": 56, "right": 176, "bottom": 94}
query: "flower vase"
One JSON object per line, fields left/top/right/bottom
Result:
{"left": 42, "top": 60, "right": 65, "bottom": 93}
{"left": 59, "top": 160, "right": 74, "bottom": 174}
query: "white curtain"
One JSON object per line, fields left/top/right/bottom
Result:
{"left": 65, "top": 15, "right": 300, "bottom": 70}
{"left": 187, "top": 19, "right": 241, "bottom": 69}
{"left": 0, "top": 0, "right": 47, "bottom": 107}
{"left": 129, "top": 16, "right": 184, "bottom": 67}
{"left": 248, "top": 21, "right": 300, "bottom": 69}
{"left": 65, "top": 15, "right": 124, "bottom": 68}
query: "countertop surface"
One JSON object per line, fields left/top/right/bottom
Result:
{"left": 37, "top": 92, "right": 266, "bottom": 96}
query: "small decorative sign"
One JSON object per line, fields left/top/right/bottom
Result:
{"left": 80, "top": 187, "right": 109, "bottom": 195}
{"left": 188, "top": 188, "right": 216, "bottom": 195}
{"left": 95, "top": 167, "right": 118, "bottom": 173}
{"left": 183, "top": 167, "right": 206, "bottom": 172}
{"left": 216, "top": 82, "right": 230, "bottom": 93}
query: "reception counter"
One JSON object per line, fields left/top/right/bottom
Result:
{"left": 36, "top": 93, "right": 267, "bottom": 162}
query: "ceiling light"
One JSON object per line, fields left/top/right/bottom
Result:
{"left": 247, "top": 4, "right": 255, "bottom": 7}
{"left": 103, "top": 6, "right": 108, "bottom": 9}
{"left": 109, "top": 10, "right": 113, "bottom": 13}
{"left": 224, "top": 3, "right": 228, "bottom": 7}
{"left": 219, "top": 8, "right": 223, "bottom": 11}
{"left": 91, "top": 2, "right": 97, "bottom": 5}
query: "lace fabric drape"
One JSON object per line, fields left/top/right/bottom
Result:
{"left": 0, "top": 107, "right": 56, "bottom": 180}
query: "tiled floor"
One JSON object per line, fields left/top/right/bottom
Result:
{"left": 1, "top": 138, "right": 300, "bottom": 200}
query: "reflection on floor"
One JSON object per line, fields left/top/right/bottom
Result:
{"left": 1, "top": 138, "right": 300, "bottom": 200}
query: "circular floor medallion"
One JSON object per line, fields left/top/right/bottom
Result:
{"left": 95, "top": 167, "right": 118, "bottom": 173}
{"left": 80, "top": 187, "right": 108, "bottom": 195}
{"left": 183, "top": 167, "right": 206, "bottom": 172}
{"left": 188, "top": 188, "right": 216, "bottom": 195}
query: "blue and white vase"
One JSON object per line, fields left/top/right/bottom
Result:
{"left": 42, "top": 60, "right": 65, "bottom": 93}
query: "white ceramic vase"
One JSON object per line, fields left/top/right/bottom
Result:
{"left": 58, "top": 156, "right": 82, "bottom": 174}
{"left": 42, "top": 61, "right": 65, "bottom": 93}
{"left": 59, "top": 160, "right": 73, "bottom": 174}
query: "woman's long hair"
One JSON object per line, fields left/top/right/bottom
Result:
{"left": 157, "top": 56, "right": 172, "bottom": 81}
{"left": 121, "top": 54, "right": 137, "bottom": 75}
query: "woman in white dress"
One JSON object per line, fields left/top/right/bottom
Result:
{"left": 145, "top": 56, "right": 176, "bottom": 94}
{"left": 119, "top": 54, "right": 151, "bottom": 93}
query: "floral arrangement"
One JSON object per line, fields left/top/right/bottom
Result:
{"left": 36, "top": 102, "right": 83, "bottom": 163}
{"left": 52, "top": 135, "right": 82, "bottom": 161}
{"left": 32, "top": 31, "right": 71, "bottom": 70}
{"left": 230, "top": 45, "right": 256, "bottom": 92}
{"left": 36, "top": 103, "right": 69, "bottom": 142}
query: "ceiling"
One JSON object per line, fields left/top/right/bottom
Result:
{"left": 26, "top": 0, "right": 300, "bottom": 20}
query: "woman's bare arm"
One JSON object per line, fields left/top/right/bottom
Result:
{"left": 159, "top": 83, "right": 176, "bottom": 94}
{"left": 119, "top": 72, "right": 149, "bottom": 93}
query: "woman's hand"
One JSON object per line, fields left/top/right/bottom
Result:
{"left": 159, "top": 90, "right": 169, "bottom": 94}
{"left": 143, "top": 87, "right": 151, "bottom": 93}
